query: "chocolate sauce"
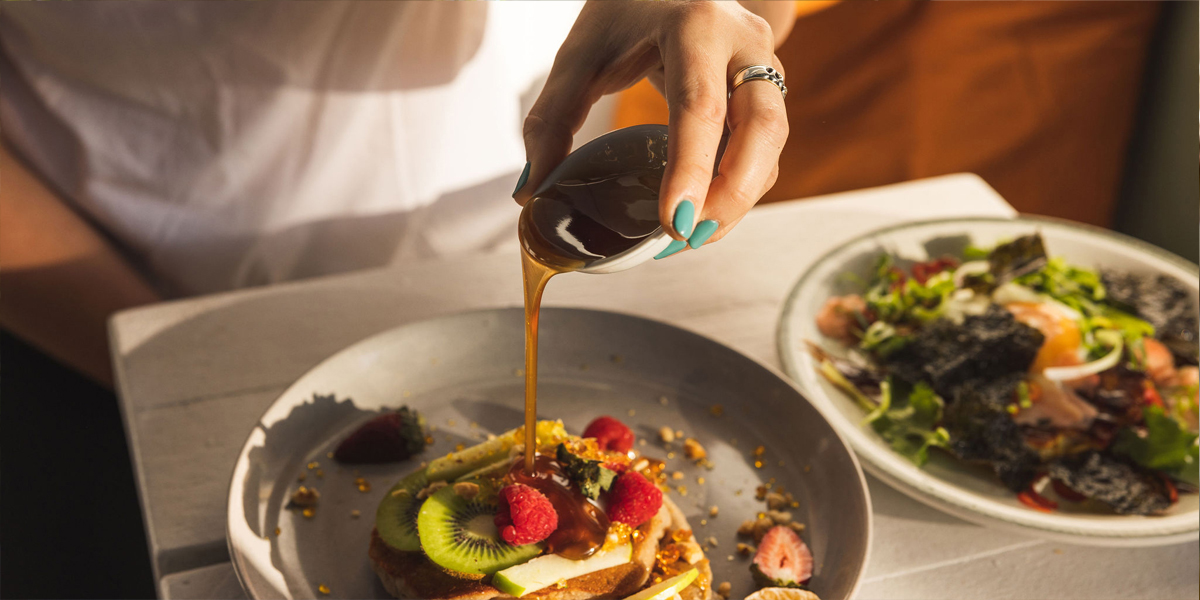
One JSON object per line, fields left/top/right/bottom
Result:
{"left": 508, "top": 455, "right": 610, "bottom": 559}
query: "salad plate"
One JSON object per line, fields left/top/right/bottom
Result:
{"left": 227, "top": 307, "right": 871, "bottom": 599}
{"left": 778, "top": 216, "right": 1199, "bottom": 546}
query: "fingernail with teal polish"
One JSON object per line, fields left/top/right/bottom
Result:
{"left": 672, "top": 200, "right": 695, "bottom": 238}
{"left": 654, "top": 239, "right": 687, "bottom": 260}
{"left": 688, "top": 219, "right": 719, "bottom": 249}
{"left": 512, "top": 162, "right": 530, "bottom": 197}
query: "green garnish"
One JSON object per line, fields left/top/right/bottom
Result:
{"left": 555, "top": 444, "right": 616, "bottom": 500}
{"left": 1112, "top": 406, "right": 1199, "bottom": 487}
{"left": 864, "top": 379, "right": 950, "bottom": 467}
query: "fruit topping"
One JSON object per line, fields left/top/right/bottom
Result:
{"left": 375, "top": 470, "right": 429, "bottom": 551}
{"left": 622, "top": 567, "right": 698, "bottom": 600}
{"left": 493, "top": 543, "right": 633, "bottom": 598}
{"left": 606, "top": 471, "right": 663, "bottom": 527}
{"left": 417, "top": 479, "right": 542, "bottom": 578}
{"left": 495, "top": 484, "right": 559, "bottom": 546}
{"left": 334, "top": 406, "right": 426, "bottom": 464}
{"left": 751, "top": 525, "right": 813, "bottom": 589}
{"left": 745, "top": 589, "right": 821, "bottom": 600}
{"left": 426, "top": 420, "right": 567, "bottom": 481}
{"left": 582, "top": 416, "right": 635, "bottom": 452}
{"left": 556, "top": 443, "right": 618, "bottom": 500}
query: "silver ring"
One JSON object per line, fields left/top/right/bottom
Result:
{"left": 730, "top": 65, "right": 787, "bottom": 100}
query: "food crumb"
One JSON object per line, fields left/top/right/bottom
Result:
{"left": 675, "top": 429, "right": 685, "bottom": 440}
{"left": 710, "top": 404, "right": 724, "bottom": 417}
{"left": 317, "top": 583, "right": 330, "bottom": 595}
{"left": 787, "top": 521, "right": 806, "bottom": 534}
{"left": 350, "top": 509, "right": 361, "bottom": 519}
{"left": 765, "top": 492, "right": 788, "bottom": 510}
{"left": 514, "top": 368, "right": 524, "bottom": 377}
{"left": 417, "top": 481, "right": 448, "bottom": 500}
{"left": 766, "top": 510, "right": 792, "bottom": 524}
{"left": 315, "top": 469, "right": 324, "bottom": 478}
{"left": 391, "top": 488, "right": 410, "bottom": 498}
{"left": 716, "top": 581, "right": 732, "bottom": 599}
{"left": 672, "top": 471, "right": 685, "bottom": 480}
{"left": 1053, "top": 548, "right": 1064, "bottom": 555}
{"left": 753, "top": 445, "right": 765, "bottom": 457}
{"left": 403, "top": 390, "right": 412, "bottom": 398}
{"left": 737, "top": 519, "right": 756, "bottom": 536}
{"left": 735, "top": 489, "right": 743, "bottom": 496}
{"left": 676, "top": 485, "right": 688, "bottom": 497}
{"left": 307, "top": 461, "right": 320, "bottom": 470}
{"left": 638, "top": 439, "right": 647, "bottom": 447}
{"left": 736, "top": 542, "right": 755, "bottom": 556}
{"left": 455, "top": 443, "right": 465, "bottom": 452}
{"left": 325, "top": 451, "right": 334, "bottom": 459}
{"left": 667, "top": 452, "right": 676, "bottom": 460}
{"left": 705, "top": 536, "right": 718, "bottom": 548}
{"left": 453, "top": 482, "right": 480, "bottom": 500}
{"left": 726, "top": 555, "right": 734, "bottom": 561}
{"left": 288, "top": 486, "right": 320, "bottom": 508}
{"left": 627, "top": 409, "right": 636, "bottom": 417}
{"left": 274, "top": 527, "right": 281, "bottom": 536}
{"left": 298, "top": 473, "right": 307, "bottom": 482}
{"left": 753, "top": 460, "right": 763, "bottom": 469}
{"left": 658, "top": 426, "right": 676, "bottom": 444}
{"left": 302, "top": 507, "right": 315, "bottom": 519}
{"left": 683, "top": 438, "right": 707, "bottom": 461}
{"left": 700, "top": 519, "right": 708, "bottom": 526}
{"left": 709, "top": 505, "right": 719, "bottom": 517}
{"left": 354, "top": 477, "right": 371, "bottom": 493}
{"left": 659, "top": 396, "right": 669, "bottom": 406}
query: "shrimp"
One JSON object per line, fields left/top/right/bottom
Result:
{"left": 1013, "top": 375, "right": 1097, "bottom": 430}
{"left": 1139, "top": 338, "right": 1179, "bottom": 388}
{"left": 815, "top": 295, "right": 867, "bottom": 343}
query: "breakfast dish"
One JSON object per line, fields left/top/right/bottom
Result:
{"left": 809, "top": 232, "right": 1198, "bottom": 515}
{"left": 227, "top": 308, "right": 870, "bottom": 599}
{"left": 365, "top": 418, "right": 712, "bottom": 599}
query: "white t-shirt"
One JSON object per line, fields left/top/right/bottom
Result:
{"left": 0, "top": 1, "right": 583, "bottom": 295}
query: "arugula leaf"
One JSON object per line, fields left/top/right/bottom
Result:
{"left": 1112, "top": 406, "right": 1199, "bottom": 487}
{"left": 865, "top": 380, "right": 951, "bottom": 466}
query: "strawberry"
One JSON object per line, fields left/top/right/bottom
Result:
{"left": 333, "top": 406, "right": 426, "bottom": 464}
{"left": 751, "top": 525, "right": 813, "bottom": 588}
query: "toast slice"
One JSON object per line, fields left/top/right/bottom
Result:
{"left": 369, "top": 496, "right": 712, "bottom": 599}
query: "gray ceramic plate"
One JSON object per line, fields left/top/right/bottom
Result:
{"left": 778, "top": 216, "right": 1199, "bottom": 546}
{"left": 227, "top": 308, "right": 871, "bottom": 599}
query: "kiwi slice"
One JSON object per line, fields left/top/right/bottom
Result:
{"left": 376, "top": 469, "right": 429, "bottom": 551}
{"left": 416, "top": 479, "right": 542, "bottom": 577}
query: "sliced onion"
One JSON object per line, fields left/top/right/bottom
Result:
{"left": 991, "top": 282, "right": 1043, "bottom": 305}
{"left": 952, "top": 260, "right": 991, "bottom": 288}
{"left": 1043, "top": 332, "right": 1123, "bottom": 382}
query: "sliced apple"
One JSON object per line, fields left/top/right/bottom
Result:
{"left": 623, "top": 568, "right": 699, "bottom": 600}
{"left": 493, "top": 544, "right": 632, "bottom": 598}
{"left": 426, "top": 420, "right": 567, "bottom": 481}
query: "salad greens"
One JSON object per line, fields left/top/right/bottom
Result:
{"left": 864, "top": 380, "right": 950, "bottom": 466}
{"left": 1112, "top": 406, "right": 1199, "bottom": 487}
{"left": 815, "top": 232, "right": 1199, "bottom": 514}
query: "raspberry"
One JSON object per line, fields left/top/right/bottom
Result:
{"left": 606, "top": 471, "right": 663, "bottom": 526}
{"left": 494, "top": 484, "right": 558, "bottom": 545}
{"left": 582, "top": 416, "right": 635, "bottom": 452}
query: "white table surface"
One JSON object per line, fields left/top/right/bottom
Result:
{"left": 111, "top": 174, "right": 1199, "bottom": 600}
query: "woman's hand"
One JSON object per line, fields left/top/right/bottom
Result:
{"left": 514, "top": 0, "right": 789, "bottom": 257}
